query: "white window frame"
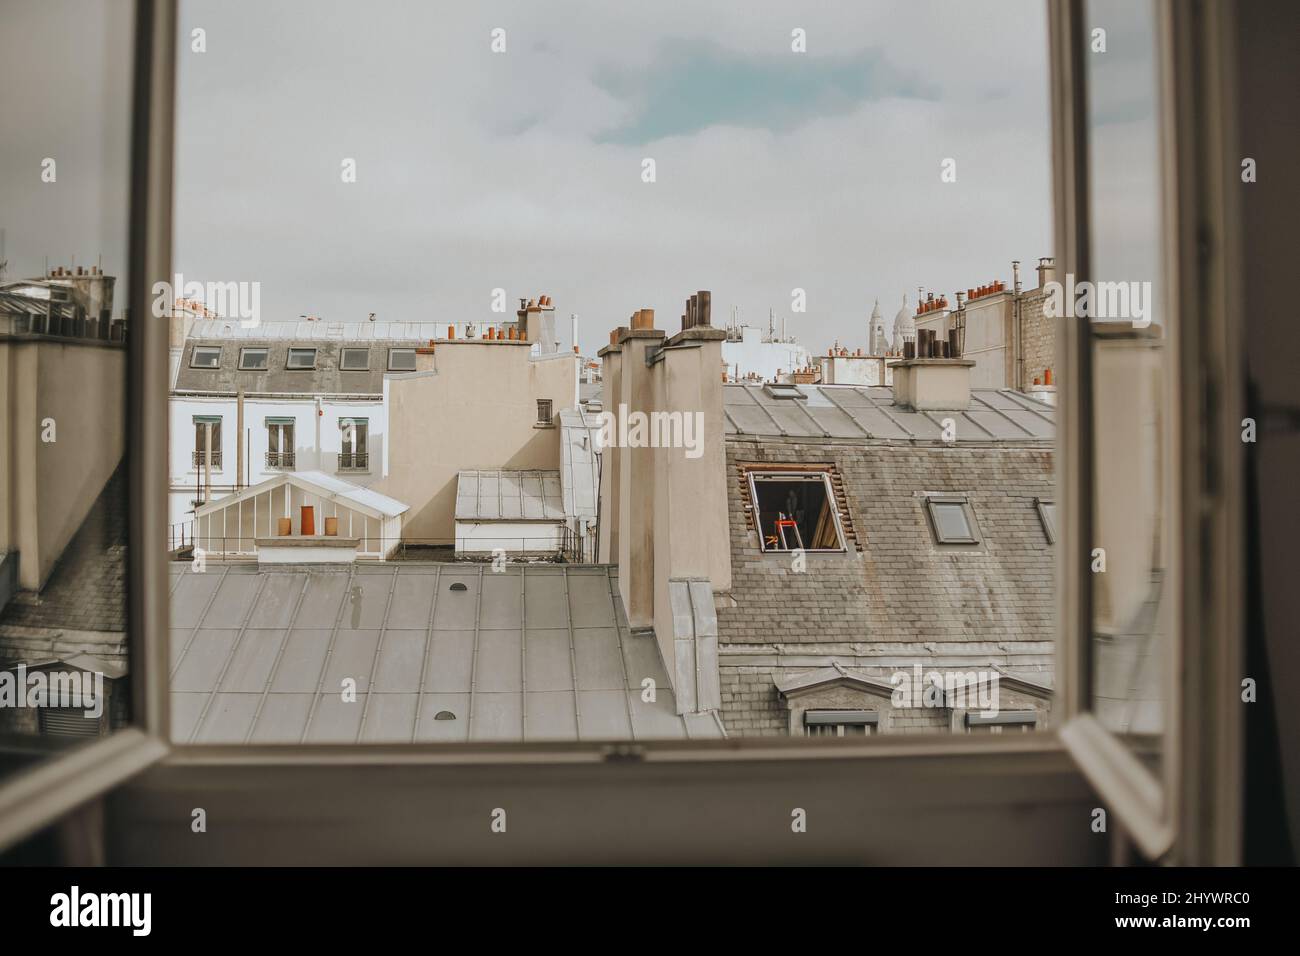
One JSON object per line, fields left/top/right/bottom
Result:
{"left": 386, "top": 347, "right": 416, "bottom": 371}
{"left": 0, "top": 0, "right": 1246, "bottom": 867}
{"left": 341, "top": 347, "right": 370, "bottom": 370}
{"left": 286, "top": 347, "right": 317, "bottom": 369}
{"left": 189, "top": 344, "right": 220, "bottom": 368}
{"left": 1049, "top": 0, "right": 1243, "bottom": 864}
{"left": 1036, "top": 497, "right": 1057, "bottom": 544}
{"left": 923, "top": 494, "right": 980, "bottom": 545}
{"left": 747, "top": 470, "right": 847, "bottom": 553}
{"left": 238, "top": 346, "right": 269, "bottom": 370}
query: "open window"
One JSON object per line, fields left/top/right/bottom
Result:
{"left": 748, "top": 472, "right": 845, "bottom": 553}
{"left": 1036, "top": 498, "right": 1057, "bottom": 544}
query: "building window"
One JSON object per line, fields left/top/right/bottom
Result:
{"left": 190, "top": 345, "right": 221, "bottom": 368}
{"left": 387, "top": 348, "right": 416, "bottom": 371}
{"left": 748, "top": 472, "right": 845, "bottom": 552}
{"left": 536, "top": 398, "right": 553, "bottom": 425}
{"left": 340, "top": 347, "right": 369, "bottom": 370}
{"left": 804, "top": 710, "right": 877, "bottom": 737}
{"left": 266, "top": 419, "right": 295, "bottom": 468}
{"left": 286, "top": 347, "right": 317, "bottom": 369}
{"left": 192, "top": 417, "right": 222, "bottom": 468}
{"left": 238, "top": 347, "right": 268, "bottom": 370}
{"left": 924, "top": 495, "right": 979, "bottom": 545}
{"left": 965, "top": 711, "right": 1036, "bottom": 734}
{"left": 1036, "top": 498, "right": 1056, "bottom": 544}
{"left": 339, "top": 417, "right": 369, "bottom": 471}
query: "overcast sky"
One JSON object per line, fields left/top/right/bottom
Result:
{"left": 3, "top": 0, "right": 1055, "bottom": 354}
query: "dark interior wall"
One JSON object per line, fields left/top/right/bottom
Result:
{"left": 1236, "top": 0, "right": 1300, "bottom": 864}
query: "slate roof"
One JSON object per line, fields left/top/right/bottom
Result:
{"left": 722, "top": 384, "right": 1054, "bottom": 443}
{"left": 168, "top": 563, "right": 722, "bottom": 743}
{"left": 0, "top": 461, "right": 127, "bottom": 667}
{"left": 174, "top": 337, "right": 429, "bottom": 396}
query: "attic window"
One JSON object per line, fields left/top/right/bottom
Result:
{"left": 748, "top": 472, "right": 845, "bottom": 552}
{"left": 1036, "top": 498, "right": 1057, "bottom": 544}
{"left": 763, "top": 383, "right": 804, "bottom": 400}
{"left": 340, "top": 347, "right": 369, "bottom": 370}
{"left": 190, "top": 345, "right": 221, "bottom": 368}
{"left": 238, "top": 347, "right": 268, "bottom": 370}
{"left": 387, "top": 348, "right": 416, "bottom": 371}
{"left": 925, "top": 495, "right": 980, "bottom": 545}
{"left": 965, "top": 711, "right": 1037, "bottom": 734}
{"left": 287, "top": 347, "right": 317, "bottom": 369}
{"left": 804, "top": 710, "right": 877, "bottom": 737}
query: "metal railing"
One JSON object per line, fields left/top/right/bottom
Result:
{"left": 191, "top": 450, "right": 222, "bottom": 468}
{"left": 338, "top": 452, "right": 369, "bottom": 470}
{"left": 265, "top": 451, "right": 296, "bottom": 468}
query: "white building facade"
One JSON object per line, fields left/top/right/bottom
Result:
{"left": 167, "top": 319, "right": 445, "bottom": 542}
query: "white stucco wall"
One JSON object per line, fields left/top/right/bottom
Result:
{"left": 168, "top": 394, "right": 385, "bottom": 529}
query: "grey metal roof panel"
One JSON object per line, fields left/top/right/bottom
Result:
{"left": 170, "top": 564, "right": 719, "bottom": 743}
{"left": 722, "top": 383, "right": 1055, "bottom": 443}
{"left": 559, "top": 408, "right": 601, "bottom": 520}
{"left": 218, "top": 629, "right": 285, "bottom": 692}
{"left": 455, "top": 469, "right": 566, "bottom": 522}
{"left": 247, "top": 693, "right": 313, "bottom": 743}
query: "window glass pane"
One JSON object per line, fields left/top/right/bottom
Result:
{"left": 1085, "top": 0, "right": 1167, "bottom": 776}
{"left": 930, "top": 502, "right": 973, "bottom": 543}
{"left": 191, "top": 346, "right": 220, "bottom": 367}
{"left": 164, "top": 0, "right": 1054, "bottom": 749}
{"left": 0, "top": 0, "right": 136, "bottom": 781}
{"left": 240, "top": 348, "right": 268, "bottom": 369}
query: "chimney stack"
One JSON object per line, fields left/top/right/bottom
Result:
{"left": 1036, "top": 256, "right": 1055, "bottom": 289}
{"left": 890, "top": 354, "right": 975, "bottom": 411}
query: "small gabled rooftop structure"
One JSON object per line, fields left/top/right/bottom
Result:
{"left": 192, "top": 470, "right": 408, "bottom": 560}
{"left": 454, "top": 470, "right": 566, "bottom": 557}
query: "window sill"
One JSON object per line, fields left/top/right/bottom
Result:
{"left": 533, "top": 423, "right": 556, "bottom": 429}
{"left": 108, "top": 733, "right": 1102, "bottom": 865}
